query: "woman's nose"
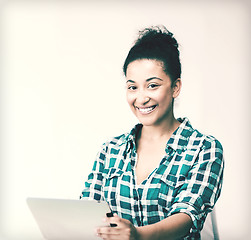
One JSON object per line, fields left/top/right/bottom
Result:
{"left": 136, "top": 91, "right": 150, "bottom": 105}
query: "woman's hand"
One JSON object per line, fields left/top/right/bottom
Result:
{"left": 96, "top": 213, "right": 139, "bottom": 240}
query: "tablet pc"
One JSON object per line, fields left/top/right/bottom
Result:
{"left": 27, "top": 197, "right": 112, "bottom": 240}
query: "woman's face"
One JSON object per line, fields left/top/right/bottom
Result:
{"left": 126, "top": 59, "right": 181, "bottom": 127}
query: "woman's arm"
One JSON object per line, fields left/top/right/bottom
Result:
{"left": 97, "top": 212, "right": 192, "bottom": 240}
{"left": 137, "top": 212, "right": 192, "bottom": 240}
{"left": 80, "top": 143, "right": 106, "bottom": 201}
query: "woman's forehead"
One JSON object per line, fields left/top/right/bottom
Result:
{"left": 126, "top": 59, "right": 168, "bottom": 80}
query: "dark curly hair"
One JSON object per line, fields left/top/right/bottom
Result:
{"left": 123, "top": 26, "right": 181, "bottom": 83}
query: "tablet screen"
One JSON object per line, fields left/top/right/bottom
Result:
{"left": 27, "top": 197, "right": 111, "bottom": 240}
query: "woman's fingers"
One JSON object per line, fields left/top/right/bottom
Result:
{"left": 96, "top": 226, "right": 121, "bottom": 240}
{"left": 96, "top": 215, "right": 137, "bottom": 240}
{"left": 106, "top": 214, "right": 130, "bottom": 228}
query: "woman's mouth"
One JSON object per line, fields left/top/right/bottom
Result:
{"left": 136, "top": 105, "right": 157, "bottom": 114}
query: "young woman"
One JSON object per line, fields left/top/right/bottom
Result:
{"left": 80, "top": 26, "right": 224, "bottom": 240}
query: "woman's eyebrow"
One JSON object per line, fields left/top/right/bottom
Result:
{"left": 126, "top": 77, "right": 163, "bottom": 83}
{"left": 146, "top": 77, "right": 163, "bottom": 82}
{"left": 126, "top": 79, "right": 135, "bottom": 83}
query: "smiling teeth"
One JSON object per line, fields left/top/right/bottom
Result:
{"left": 137, "top": 106, "right": 155, "bottom": 113}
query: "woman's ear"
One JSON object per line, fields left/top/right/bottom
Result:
{"left": 172, "top": 78, "right": 182, "bottom": 98}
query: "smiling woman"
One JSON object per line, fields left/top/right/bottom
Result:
{"left": 80, "top": 26, "right": 224, "bottom": 240}
{"left": 126, "top": 59, "right": 181, "bottom": 128}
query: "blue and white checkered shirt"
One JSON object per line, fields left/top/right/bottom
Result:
{"left": 80, "top": 118, "right": 224, "bottom": 239}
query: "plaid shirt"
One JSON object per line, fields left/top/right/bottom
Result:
{"left": 80, "top": 118, "right": 224, "bottom": 239}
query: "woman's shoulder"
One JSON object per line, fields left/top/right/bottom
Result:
{"left": 180, "top": 117, "right": 223, "bottom": 152}
{"left": 203, "top": 134, "right": 223, "bottom": 149}
{"left": 193, "top": 127, "right": 223, "bottom": 152}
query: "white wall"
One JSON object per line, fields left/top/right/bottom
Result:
{"left": 1, "top": 1, "right": 250, "bottom": 239}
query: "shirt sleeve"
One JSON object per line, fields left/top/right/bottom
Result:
{"left": 80, "top": 143, "right": 107, "bottom": 201}
{"left": 167, "top": 137, "right": 224, "bottom": 234}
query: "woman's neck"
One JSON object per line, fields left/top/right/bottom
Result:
{"left": 140, "top": 117, "right": 180, "bottom": 141}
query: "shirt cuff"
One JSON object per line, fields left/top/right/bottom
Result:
{"left": 168, "top": 202, "right": 205, "bottom": 232}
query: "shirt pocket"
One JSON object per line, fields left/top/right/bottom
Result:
{"left": 158, "top": 174, "right": 185, "bottom": 211}
{"left": 102, "top": 168, "right": 123, "bottom": 201}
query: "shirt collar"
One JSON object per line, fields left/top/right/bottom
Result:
{"left": 166, "top": 117, "right": 194, "bottom": 154}
{"left": 119, "top": 117, "right": 195, "bottom": 154}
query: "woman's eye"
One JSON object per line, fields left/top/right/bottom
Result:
{"left": 127, "top": 85, "right": 137, "bottom": 90}
{"left": 148, "top": 83, "right": 159, "bottom": 89}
